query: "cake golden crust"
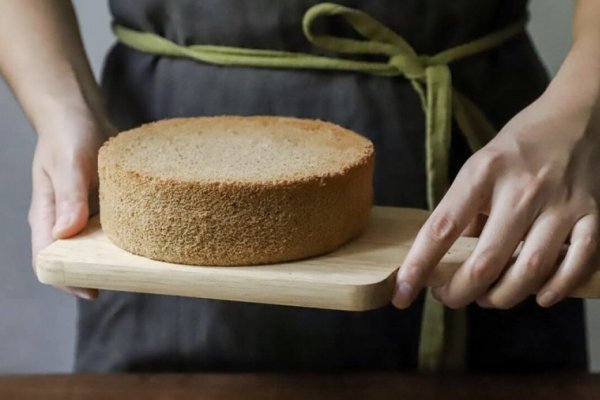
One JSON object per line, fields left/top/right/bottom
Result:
{"left": 98, "top": 116, "right": 374, "bottom": 266}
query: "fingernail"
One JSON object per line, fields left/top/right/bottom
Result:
{"left": 71, "top": 289, "right": 95, "bottom": 301}
{"left": 537, "top": 290, "right": 558, "bottom": 308}
{"left": 52, "top": 215, "right": 74, "bottom": 238}
{"left": 392, "top": 281, "right": 414, "bottom": 308}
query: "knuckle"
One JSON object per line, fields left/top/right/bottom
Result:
{"left": 521, "top": 251, "right": 545, "bottom": 280}
{"left": 426, "top": 213, "right": 459, "bottom": 243}
{"left": 467, "top": 149, "right": 504, "bottom": 180}
{"left": 468, "top": 253, "right": 500, "bottom": 283}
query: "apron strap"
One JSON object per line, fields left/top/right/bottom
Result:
{"left": 113, "top": 2, "right": 526, "bottom": 372}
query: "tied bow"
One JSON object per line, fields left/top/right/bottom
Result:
{"left": 302, "top": 3, "right": 525, "bottom": 208}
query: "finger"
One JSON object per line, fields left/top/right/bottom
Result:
{"left": 51, "top": 168, "right": 98, "bottom": 299}
{"left": 536, "top": 213, "right": 599, "bottom": 307}
{"left": 477, "top": 211, "right": 572, "bottom": 309}
{"left": 30, "top": 166, "right": 97, "bottom": 301}
{"left": 433, "top": 188, "right": 536, "bottom": 309}
{"left": 392, "top": 157, "right": 493, "bottom": 309}
{"left": 51, "top": 166, "right": 90, "bottom": 239}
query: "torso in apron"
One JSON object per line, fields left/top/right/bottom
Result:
{"left": 76, "top": 0, "right": 586, "bottom": 372}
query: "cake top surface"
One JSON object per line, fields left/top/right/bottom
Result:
{"left": 100, "top": 116, "right": 374, "bottom": 183}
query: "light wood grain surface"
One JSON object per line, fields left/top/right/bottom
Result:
{"left": 35, "top": 206, "right": 600, "bottom": 311}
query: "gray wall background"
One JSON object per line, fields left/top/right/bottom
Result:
{"left": 0, "top": 0, "right": 597, "bottom": 373}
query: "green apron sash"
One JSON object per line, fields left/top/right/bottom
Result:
{"left": 112, "top": 2, "right": 526, "bottom": 372}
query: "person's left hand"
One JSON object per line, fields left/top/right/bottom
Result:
{"left": 392, "top": 88, "right": 600, "bottom": 310}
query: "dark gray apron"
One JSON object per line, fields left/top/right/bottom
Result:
{"left": 75, "top": 0, "right": 587, "bottom": 372}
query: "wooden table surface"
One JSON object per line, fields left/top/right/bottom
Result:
{"left": 1, "top": 373, "right": 599, "bottom": 400}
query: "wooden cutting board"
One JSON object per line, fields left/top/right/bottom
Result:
{"left": 35, "top": 206, "right": 600, "bottom": 311}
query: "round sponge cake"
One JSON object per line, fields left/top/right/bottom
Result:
{"left": 98, "top": 116, "right": 374, "bottom": 265}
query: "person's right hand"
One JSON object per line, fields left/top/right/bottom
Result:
{"left": 28, "top": 111, "right": 114, "bottom": 300}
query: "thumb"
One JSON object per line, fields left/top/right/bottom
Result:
{"left": 51, "top": 167, "right": 91, "bottom": 239}
{"left": 48, "top": 166, "right": 99, "bottom": 300}
{"left": 30, "top": 166, "right": 98, "bottom": 301}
